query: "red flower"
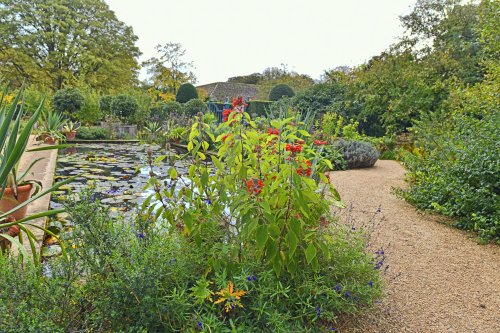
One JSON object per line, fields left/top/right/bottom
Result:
{"left": 246, "top": 178, "right": 264, "bottom": 195}
{"left": 286, "top": 144, "right": 302, "bottom": 153}
{"left": 285, "top": 144, "right": 292, "bottom": 151}
{"left": 222, "top": 134, "right": 229, "bottom": 142}
{"left": 313, "top": 140, "right": 327, "bottom": 145}
{"left": 267, "top": 128, "right": 279, "bottom": 135}
{"left": 306, "top": 160, "right": 312, "bottom": 167}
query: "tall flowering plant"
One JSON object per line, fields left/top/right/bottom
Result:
{"left": 144, "top": 98, "right": 343, "bottom": 274}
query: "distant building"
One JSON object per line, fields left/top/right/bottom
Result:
{"left": 197, "top": 82, "right": 259, "bottom": 101}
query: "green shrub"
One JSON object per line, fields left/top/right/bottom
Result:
{"left": 76, "top": 88, "right": 103, "bottom": 125}
{"left": 333, "top": 139, "right": 380, "bottom": 169}
{"left": 268, "top": 84, "right": 295, "bottom": 101}
{"left": 52, "top": 88, "right": 84, "bottom": 116}
{"left": 402, "top": 111, "right": 499, "bottom": 241}
{"left": 149, "top": 101, "right": 183, "bottom": 121}
{"left": 99, "top": 95, "right": 114, "bottom": 114}
{"left": 75, "top": 126, "right": 111, "bottom": 140}
{"left": 182, "top": 98, "right": 206, "bottom": 116}
{"left": 110, "top": 94, "right": 138, "bottom": 119}
{"left": 175, "top": 83, "right": 198, "bottom": 103}
{"left": 246, "top": 100, "right": 272, "bottom": 117}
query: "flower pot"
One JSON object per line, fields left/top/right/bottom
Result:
{"left": 44, "top": 136, "right": 58, "bottom": 145}
{"left": 64, "top": 131, "right": 77, "bottom": 141}
{"left": 37, "top": 133, "right": 49, "bottom": 142}
{"left": 0, "top": 226, "right": 20, "bottom": 253}
{"left": 0, "top": 216, "right": 20, "bottom": 253}
{"left": 0, "top": 184, "right": 33, "bottom": 221}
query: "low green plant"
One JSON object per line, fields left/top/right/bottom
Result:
{"left": 269, "top": 84, "right": 295, "bottom": 101}
{"left": 75, "top": 126, "right": 111, "bottom": 140}
{"left": 183, "top": 98, "right": 207, "bottom": 116}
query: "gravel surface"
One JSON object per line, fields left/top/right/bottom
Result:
{"left": 329, "top": 160, "right": 500, "bottom": 333}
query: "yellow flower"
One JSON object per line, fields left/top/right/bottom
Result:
{"left": 213, "top": 281, "right": 246, "bottom": 312}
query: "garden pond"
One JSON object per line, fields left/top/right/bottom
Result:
{"left": 42, "top": 143, "right": 189, "bottom": 258}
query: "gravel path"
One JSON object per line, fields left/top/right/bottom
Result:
{"left": 329, "top": 160, "right": 500, "bottom": 333}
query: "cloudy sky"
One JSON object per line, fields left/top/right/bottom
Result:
{"left": 105, "top": 0, "right": 417, "bottom": 85}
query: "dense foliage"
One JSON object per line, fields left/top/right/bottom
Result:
{"left": 0, "top": 0, "right": 140, "bottom": 90}
{"left": 183, "top": 98, "right": 207, "bottom": 116}
{"left": 110, "top": 94, "right": 139, "bottom": 119}
{"left": 333, "top": 140, "right": 380, "bottom": 169}
{"left": 52, "top": 88, "right": 84, "bottom": 116}
{"left": 269, "top": 84, "right": 295, "bottom": 101}
{"left": 176, "top": 83, "right": 198, "bottom": 103}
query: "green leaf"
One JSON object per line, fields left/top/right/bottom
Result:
{"left": 285, "top": 230, "right": 298, "bottom": 257}
{"left": 305, "top": 243, "right": 317, "bottom": 264}
{"left": 256, "top": 225, "right": 268, "bottom": 250}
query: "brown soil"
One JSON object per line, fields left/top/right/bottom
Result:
{"left": 329, "top": 160, "right": 500, "bottom": 333}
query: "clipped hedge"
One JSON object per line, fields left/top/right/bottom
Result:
{"left": 111, "top": 94, "right": 138, "bottom": 118}
{"left": 247, "top": 100, "right": 272, "bottom": 117}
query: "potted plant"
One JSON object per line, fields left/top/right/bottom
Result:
{"left": 0, "top": 87, "right": 73, "bottom": 257}
{"left": 40, "top": 111, "right": 67, "bottom": 144}
{"left": 61, "top": 121, "right": 81, "bottom": 141}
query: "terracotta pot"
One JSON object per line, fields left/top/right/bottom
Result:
{"left": 37, "top": 133, "right": 49, "bottom": 141}
{"left": 44, "top": 136, "right": 58, "bottom": 145}
{"left": 64, "top": 131, "right": 76, "bottom": 141}
{"left": 0, "top": 184, "right": 33, "bottom": 221}
{"left": 0, "top": 217, "right": 20, "bottom": 253}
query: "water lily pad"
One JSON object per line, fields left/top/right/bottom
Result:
{"left": 41, "top": 245, "right": 62, "bottom": 257}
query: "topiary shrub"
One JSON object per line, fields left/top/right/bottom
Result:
{"left": 99, "top": 95, "right": 114, "bottom": 114}
{"left": 175, "top": 83, "right": 198, "bottom": 103}
{"left": 53, "top": 88, "right": 85, "bottom": 115}
{"left": 110, "top": 94, "right": 138, "bottom": 119}
{"left": 183, "top": 98, "right": 207, "bottom": 116}
{"left": 268, "top": 84, "right": 295, "bottom": 101}
{"left": 333, "top": 139, "right": 380, "bottom": 169}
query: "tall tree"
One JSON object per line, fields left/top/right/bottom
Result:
{"left": 142, "top": 42, "right": 196, "bottom": 101}
{"left": 0, "top": 0, "right": 141, "bottom": 91}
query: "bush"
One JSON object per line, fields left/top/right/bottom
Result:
{"left": 403, "top": 111, "right": 499, "bottom": 241}
{"left": 182, "top": 98, "right": 206, "bottom": 116}
{"left": 246, "top": 100, "right": 272, "bottom": 117}
{"left": 52, "top": 88, "right": 84, "bottom": 115}
{"left": 150, "top": 101, "right": 183, "bottom": 121}
{"left": 0, "top": 189, "right": 382, "bottom": 332}
{"left": 75, "top": 126, "right": 111, "bottom": 140}
{"left": 268, "top": 84, "right": 295, "bottom": 101}
{"left": 333, "top": 139, "right": 380, "bottom": 169}
{"left": 75, "top": 88, "right": 103, "bottom": 125}
{"left": 99, "top": 95, "right": 114, "bottom": 114}
{"left": 175, "top": 83, "right": 198, "bottom": 103}
{"left": 110, "top": 94, "right": 138, "bottom": 119}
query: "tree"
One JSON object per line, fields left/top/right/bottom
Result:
{"left": 143, "top": 42, "right": 197, "bottom": 101}
{"left": 0, "top": 0, "right": 141, "bottom": 91}
{"left": 53, "top": 88, "right": 85, "bottom": 115}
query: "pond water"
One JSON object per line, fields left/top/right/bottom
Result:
{"left": 43, "top": 143, "right": 188, "bottom": 258}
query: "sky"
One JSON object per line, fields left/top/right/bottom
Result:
{"left": 105, "top": 0, "right": 417, "bottom": 85}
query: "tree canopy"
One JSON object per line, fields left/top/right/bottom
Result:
{"left": 0, "top": 0, "right": 141, "bottom": 91}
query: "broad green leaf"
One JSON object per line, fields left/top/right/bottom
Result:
{"left": 305, "top": 243, "right": 317, "bottom": 264}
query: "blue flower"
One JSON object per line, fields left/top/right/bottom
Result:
{"left": 368, "top": 281, "right": 373, "bottom": 287}
{"left": 206, "top": 198, "right": 212, "bottom": 205}
{"left": 316, "top": 306, "right": 321, "bottom": 317}
{"left": 136, "top": 233, "right": 145, "bottom": 239}
{"left": 169, "top": 258, "right": 177, "bottom": 264}
{"left": 247, "top": 275, "right": 257, "bottom": 281}
{"left": 197, "top": 321, "right": 202, "bottom": 329}
{"left": 334, "top": 284, "right": 342, "bottom": 292}
{"left": 344, "top": 291, "right": 350, "bottom": 298}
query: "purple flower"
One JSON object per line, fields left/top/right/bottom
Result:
{"left": 368, "top": 281, "right": 373, "bottom": 287}
{"left": 344, "top": 291, "right": 350, "bottom": 298}
{"left": 316, "top": 306, "right": 321, "bottom": 317}
{"left": 137, "top": 233, "right": 145, "bottom": 239}
{"left": 90, "top": 194, "right": 95, "bottom": 202}
{"left": 334, "top": 284, "right": 342, "bottom": 292}
{"left": 247, "top": 275, "right": 257, "bottom": 281}
{"left": 197, "top": 321, "right": 202, "bottom": 329}
{"left": 206, "top": 198, "right": 212, "bottom": 205}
